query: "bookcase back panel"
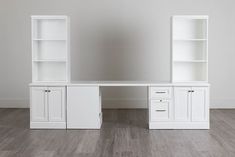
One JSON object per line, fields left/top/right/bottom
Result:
{"left": 173, "top": 41, "right": 207, "bottom": 60}
{"left": 173, "top": 62, "right": 207, "bottom": 82}
{"left": 33, "top": 19, "right": 67, "bottom": 39}
{"left": 33, "top": 62, "right": 67, "bottom": 82}
{"left": 33, "top": 41, "right": 67, "bottom": 60}
{"left": 173, "top": 19, "right": 207, "bottom": 39}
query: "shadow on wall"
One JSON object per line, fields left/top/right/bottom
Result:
{"left": 72, "top": 18, "right": 149, "bottom": 81}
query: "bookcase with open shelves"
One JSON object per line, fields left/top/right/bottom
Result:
{"left": 172, "top": 15, "right": 208, "bottom": 82}
{"left": 31, "top": 16, "right": 70, "bottom": 82}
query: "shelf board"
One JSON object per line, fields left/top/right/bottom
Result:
{"left": 33, "top": 39, "right": 67, "bottom": 41}
{"left": 33, "top": 60, "right": 67, "bottom": 62}
{"left": 173, "top": 60, "right": 207, "bottom": 63}
{"left": 173, "top": 39, "right": 207, "bottom": 41}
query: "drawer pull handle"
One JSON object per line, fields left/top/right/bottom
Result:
{"left": 188, "top": 90, "right": 195, "bottom": 93}
{"left": 155, "top": 91, "right": 166, "bottom": 94}
{"left": 156, "top": 110, "right": 166, "bottom": 112}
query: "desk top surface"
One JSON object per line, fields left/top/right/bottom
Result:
{"left": 30, "top": 81, "right": 210, "bottom": 87}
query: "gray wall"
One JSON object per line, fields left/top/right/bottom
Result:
{"left": 0, "top": 0, "right": 234, "bottom": 108}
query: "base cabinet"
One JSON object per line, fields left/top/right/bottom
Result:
{"left": 30, "top": 86, "right": 66, "bottom": 129}
{"left": 149, "top": 86, "right": 209, "bottom": 129}
{"left": 67, "top": 86, "right": 102, "bottom": 129}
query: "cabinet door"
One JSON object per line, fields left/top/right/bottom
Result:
{"left": 174, "top": 87, "right": 191, "bottom": 121}
{"left": 31, "top": 87, "right": 48, "bottom": 122}
{"left": 48, "top": 87, "right": 65, "bottom": 122}
{"left": 191, "top": 87, "right": 209, "bottom": 121}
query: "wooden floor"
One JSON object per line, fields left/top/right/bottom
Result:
{"left": 0, "top": 109, "right": 235, "bottom": 157}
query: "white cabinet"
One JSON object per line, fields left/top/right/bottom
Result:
{"left": 67, "top": 86, "right": 102, "bottom": 129}
{"left": 30, "top": 86, "right": 66, "bottom": 129}
{"left": 174, "top": 87, "right": 209, "bottom": 122}
{"left": 149, "top": 85, "right": 209, "bottom": 129}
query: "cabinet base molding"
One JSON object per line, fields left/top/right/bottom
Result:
{"left": 149, "top": 121, "right": 209, "bottom": 129}
{"left": 67, "top": 125, "right": 101, "bottom": 130}
{"left": 30, "top": 122, "right": 66, "bottom": 129}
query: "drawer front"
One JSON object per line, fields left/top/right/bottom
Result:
{"left": 150, "top": 87, "right": 172, "bottom": 99}
{"left": 150, "top": 100, "right": 171, "bottom": 121}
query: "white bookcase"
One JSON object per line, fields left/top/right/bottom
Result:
{"left": 31, "top": 16, "right": 70, "bottom": 82}
{"left": 172, "top": 16, "right": 208, "bottom": 82}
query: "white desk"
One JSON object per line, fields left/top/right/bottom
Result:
{"left": 64, "top": 81, "right": 210, "bottom": 129}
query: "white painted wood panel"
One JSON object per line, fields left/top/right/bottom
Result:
{"left": 150, "top": 100, "right": 171, "bottom": 121}
{"left": 48, "top": 87, "right": 65, "bottom": 122}
{"left": 31, "top": 87, "right": 48, "bottom": 122}
{"left": 174, "top": 87, "right": 191, "bottom": 121}
{"left": 150, "top": 87, "right": 172, "bottom": 99}
{"left": 191, "top": 87, "right": 208, "bottom": 121}
{"left": 67, "top": 86, "right": 101, "bottom": 129}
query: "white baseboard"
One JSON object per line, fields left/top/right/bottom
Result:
{"left": 0, "top": 99, "right": 29, "bottom": 108}
{"left": 102, "top": 98, "right": 147, "bottom": 109}
{"left": 210, "top": 99, "right": 235, "bottom": 109}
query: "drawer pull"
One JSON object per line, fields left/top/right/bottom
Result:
{"left": 155, "top": 91, "right": 166, "bottom": 94}
{"left": 156, "top": 110, "right": 166, "bottom": 112}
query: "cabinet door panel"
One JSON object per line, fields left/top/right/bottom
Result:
{"left": 174, "top": 87, "right": 191, "bottom": 121}
{"left": 48, "top": 87, "right": 65, "bottom": 122}
{"left": 192, "top": 87, "right": 208, "bottom": 121}
{"left": 31, "top": 87, "right": 48, "bottom": 121}
{"left": 67, "top": 86, "right": 100, "bottom": 129}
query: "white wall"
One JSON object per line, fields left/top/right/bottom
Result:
{"left": 0, "top": 0, "right": 235, "bottom": 108}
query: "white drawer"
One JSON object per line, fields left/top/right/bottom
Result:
{"left": 150, "top": 100, "right": 171, "bottom": 121}
{"left": 150, "top": 87, "right": 172, "bottom": 99}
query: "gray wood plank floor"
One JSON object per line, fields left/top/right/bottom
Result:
{"left": 0, "top": 109, "right": 235, "bottom": 157}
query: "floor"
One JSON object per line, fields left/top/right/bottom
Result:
{"left": 0, "top": 109, "right": 235, "bottom": 157}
